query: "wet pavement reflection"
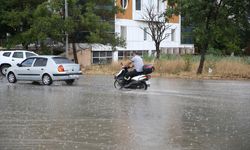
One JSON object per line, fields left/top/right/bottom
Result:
{"left": 0, "top": 75, "right": 250, "bottom": 150}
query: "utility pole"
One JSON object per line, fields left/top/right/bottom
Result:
{"left": 65, "top": 0, "right": 69, "bottom": 58}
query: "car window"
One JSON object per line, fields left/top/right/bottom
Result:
{"left": 3, "top": 52, "right": 11, "bottom": 57}
{"left": 26, "top": 52, "right": 36, "bottom": 58}
{"left": 33, "top": 58, "right": 48, "bottom": 67}
{"left": 21, "top": 58, "right": 35, "bottom": 67}
{"left": 53, "top": 57, "right": 74, "bottom": 64}
{"left": 12, "top": 52, "right": 24, "bottom": 58}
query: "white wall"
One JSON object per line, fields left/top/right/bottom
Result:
{"left": 114, "top": 0, "right": 193, "bottom": 52}
{"left": 115, "top": 19, "right": 182, "bottom": 51}
{"left": 133, "top": 0, "right": 166, "bottom": 21}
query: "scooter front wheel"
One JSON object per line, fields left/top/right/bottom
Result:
{"left": 114, "top": 80, "right": 123, "bottom": 89}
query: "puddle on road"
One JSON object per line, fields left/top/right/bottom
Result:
{"left": 0, "top": 76, "right": 250, "bottom": 150}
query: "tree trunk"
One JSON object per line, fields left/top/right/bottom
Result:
{"left": 23, "top": 44, "right": 28, "bottom": 50}
{"left": 40, "top": 42, "right": 46, "bottom": 54}
{"left": 22, "top": 42, "right": 28, "bottom": 50}
{"left": 197, "top": 44, "right": 208, "bottom": 74}
{"left": 35, "top": 41, "right": 39, "bottom": 51}
{"left": 197, "top": 6, "right": 212, "bottom": 74}
{"left": 72, "top": 42, "right": 78, "bottom": 64}
{"left": 155, "top": 43, "right": 160, "bottom": 59}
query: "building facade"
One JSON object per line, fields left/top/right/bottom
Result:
{"left": 69, "top": 0, "right": 194, "bottom": 66}
{"left": 113, "top": 0, "right": 194, "bottom": 61}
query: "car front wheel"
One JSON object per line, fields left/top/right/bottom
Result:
{"left": 7, "top": 72, "right": 17, "bottom": 83}
{"left": 1, "top": 64, "right": 11, "bottom": 76}
{"left": 42, "top": 74, "right": 53, "bottom": 85}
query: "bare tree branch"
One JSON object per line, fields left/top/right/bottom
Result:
{"left": 140, "top": 5, "right": 171, "bottom": 59}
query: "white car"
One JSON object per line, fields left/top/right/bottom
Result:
{"left": 0, "top": 50, "right": 38, "bottom": 75}
{"left": 6, "top": 56, "right": 82, "bottom": 85}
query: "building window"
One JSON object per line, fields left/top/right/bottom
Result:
{"left": 120, "top": 26, "right": 127, "bottom": 41}
{"left": 136, "top": 0, "right": 141, "bottom": 10}
{"left": 120, "top": 0, "right": 128, "bottom": 9}
{"left": 171, "top": 29, "right": 175, "bottom": 41}
{"left": 92, "top": 51, "right": 112, "bottom": 64}
{"left": 144, "top": 27, "right": 147, "bottom": 41}
{"left": 181, "top": 16, "right": 193, "bottom": 44}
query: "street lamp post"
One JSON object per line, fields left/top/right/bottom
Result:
{"left": 65, "top": 0, "right": 69, "bottom": 58}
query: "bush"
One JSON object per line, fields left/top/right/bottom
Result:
{"left": 183, "top": 55, "right": 192, "bottom": 72}
{"left": 84, "top": 54, "right": 250, "bottom": 79}
{"left": 143, "top": 54, "right": 154, "bottom": 62}
{"left": 207, "top": 47, "right": 223, "bottom": 56}
{"left": 242, "top": 57, "right": 250, "bottom": 65}
{"left": 160, "top": 54, "right": 181, "bottom": 60}
{"left": 38, "top": 48, "right": 52, "bottom": 55}
{"left": 154, "top": 59, "right": 185, "bottom": 75}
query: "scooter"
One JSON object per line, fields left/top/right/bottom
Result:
{"left": 114, "top": 63, "right": 154, "bottom": 90}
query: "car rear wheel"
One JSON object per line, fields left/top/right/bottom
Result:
{"left": 7, "top": 72, "right": 17, "bottom": 83}
{"left": 65, "top": 79, "right": 75, "bottom": 85}
{"left": 1, "top": 64, "right": 11, "bottom": 76}
{"left": 42, "top": 74, "right": 53, "bottom": 85}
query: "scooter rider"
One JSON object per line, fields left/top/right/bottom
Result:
{"left": 124, "top": 51, "right": 144, "bottom": 81}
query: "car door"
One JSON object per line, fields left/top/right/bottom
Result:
{"left": 30, "top": 58, "right": 48, "bottom": 80}
{"left": 11, "top": 52, "right": 24, "bottom": 66}
{"left": 15, "top": 58, "right": 35, "bottom": 80}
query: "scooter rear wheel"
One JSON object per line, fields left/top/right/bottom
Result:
{"left": 138, "top": 82, "right": 147, "bottom": 90}
{"left": 114, "top": 80, "right": 123, "bottom": 89}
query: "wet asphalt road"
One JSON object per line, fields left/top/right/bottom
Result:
{"left": 0, "top": 75, "right": 250, "bottom": 150}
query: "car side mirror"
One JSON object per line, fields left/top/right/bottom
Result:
{"left": 17, "top": 63, "right": 22, "bottom": 67}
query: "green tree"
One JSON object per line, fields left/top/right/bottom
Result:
{"left": 0, "top": 0, "right": 46, "bottom": 48}
{"left": 1, "top": 0, "right": 125, "bottom": 61}
{"left": 165, "top": 0, "right": 250, "bottom": 74}
{"left": 64, "top": 0, "right": 124, "bottom": 62}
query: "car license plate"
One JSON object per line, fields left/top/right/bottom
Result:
{"left": 69, "top": 75, "right": 79, "bottom": 78}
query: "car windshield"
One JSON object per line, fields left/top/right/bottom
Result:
{"left": 52, "top": 57, "right": 74, "bottom": 64}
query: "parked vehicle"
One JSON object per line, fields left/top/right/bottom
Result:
{"left": 114, "top": 64, "right": 154, "bottom": 90}
{"left": 6, "top": 56, "right": 82, "bottom": 85}
{"left": 0, "top": 50, "right": 38, "bottom": 76}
